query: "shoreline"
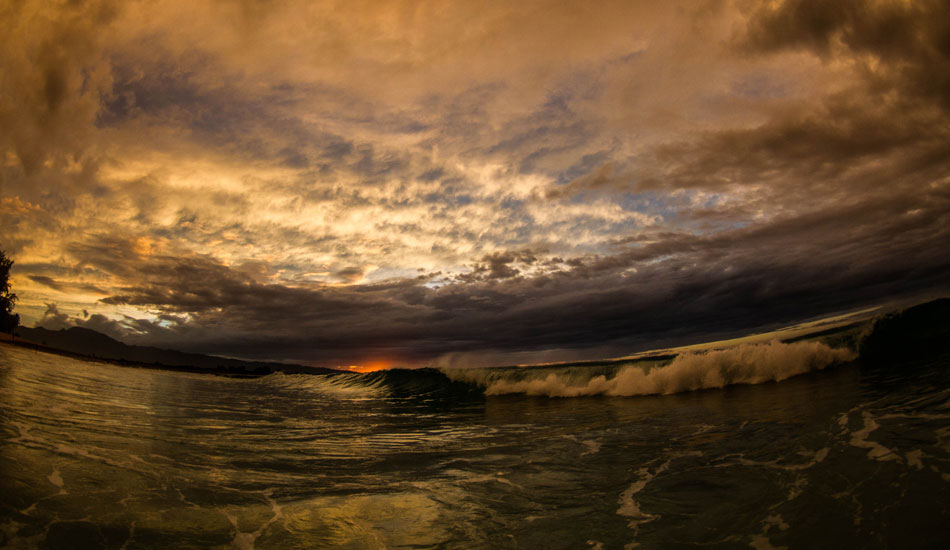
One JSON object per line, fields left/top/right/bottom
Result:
{"left": 0, "top": 337, "right": 281, "bottom": 378}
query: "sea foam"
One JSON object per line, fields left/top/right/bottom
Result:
{"left": 481, "top": 340, "right": 855, "bottom": 397}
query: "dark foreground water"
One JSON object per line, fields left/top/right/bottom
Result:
{"left": 1, "top": 340, "right": 948, "bottom": 549}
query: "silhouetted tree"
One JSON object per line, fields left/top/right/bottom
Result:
{"left": 0, "top": 248, "right": 19, "bottom": 335}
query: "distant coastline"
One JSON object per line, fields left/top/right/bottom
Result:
{"left": 0, "top": 338, "right": 264, "bottom": 377}
{"left": 0, "top": 328, "right": 340, "bottom": 377}
{"left": 0, "top": 317, "right": 871, "bottom": 378}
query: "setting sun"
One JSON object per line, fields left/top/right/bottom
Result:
{"left": 341, "top": 361, "right": 393, "bottom": 373}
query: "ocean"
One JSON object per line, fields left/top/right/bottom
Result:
{"left": 1, "top": 308, "right": 948, "bottom": 549}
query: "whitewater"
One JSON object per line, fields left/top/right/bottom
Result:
{"left": 1, "top": 303, "right": 948, "bottom": 549}
{"left": 449, "top": 340, "right": 855, "bottom": 397}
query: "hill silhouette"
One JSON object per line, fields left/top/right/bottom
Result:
{"left": 14, "top": 326, "right": 338, "bottom": 376}
{"left": 858, "top": 298, "right": 950, "bottom": 366}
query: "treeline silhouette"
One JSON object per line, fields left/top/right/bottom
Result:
{"left": 0, "top": 248, "right": 19, "bottom": 335}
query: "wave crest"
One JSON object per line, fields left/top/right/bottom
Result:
{"left": 482, "top": 340, "right": 856, "bottom": 398}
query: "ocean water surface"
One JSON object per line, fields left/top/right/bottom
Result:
{"left": 1, "top": 333, "right": 948, "bottom": 549}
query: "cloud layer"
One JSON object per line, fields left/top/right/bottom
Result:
{"left": 3, "top": 0, "right": 948, "bottom": 367}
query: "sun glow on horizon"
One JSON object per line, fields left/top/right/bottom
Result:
{"left": 339, "top": 360, "right": 394, "bottom": 373}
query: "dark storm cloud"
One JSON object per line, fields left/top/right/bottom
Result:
{"left": 37, "top": 303, "right": 71, "bottom": 331}
{"left": 544, "top": 0, "right": 950, "bottom": 204}
{"left": 456, "top": 251, "right": 540, "bottom": 282}
{"left": 75, "top": 313, "right": 132, "bottom": 340}
{"left": 27, "top": 275, "right": 64, "bottom": 292}
{"left": 97, "top": 51, "right": 371, "bottom": 173}
{"left": 638, "top": 94, "right": 949, "bottom": 199}
{"left": 744, "top": 0, "right": 950, "bottom": 108}
{"left": 0, "top": 0, "right": 116, "bottom": 187}
{"left": 67, "top": 182, "right": 948, "bottom": 366}
{"left": 26, "top": 274, "right": 108, "bottom": 295}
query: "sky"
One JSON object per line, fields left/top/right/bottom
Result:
{"left": 1, "top": 0, "right": 948, "bottom": 369}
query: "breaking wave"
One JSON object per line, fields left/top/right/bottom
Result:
{"left": 264, "top": 368, "right": 482, "bottom": 400}
{"left": 445, "top": 340, "right": 856, "bottom": 398}
{"left": 267, "top": 340, "right": 857, "bottom": 400}
{"left": 260, "top": 301, "right": 948, "bottom": 400}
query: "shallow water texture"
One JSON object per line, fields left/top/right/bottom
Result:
{"left": 1, "top": 345, "right": 948, "bottom": 549}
